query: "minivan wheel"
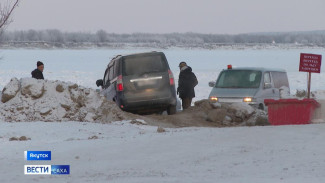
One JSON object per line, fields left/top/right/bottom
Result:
{"left": 167, "top": 105, "right": 177, "bottom": 115}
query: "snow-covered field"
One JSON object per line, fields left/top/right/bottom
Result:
{"left": 1, "top": 122, "right": 325, "bottom": 183}
{"left": 1, "top": 48, "right": 325, "bottom": 182}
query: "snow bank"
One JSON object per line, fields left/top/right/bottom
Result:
{"left": 147, "top": 100, "right": 269, "bottom": 128}
{"left": 1, "top": 78, "right": 20, "bottom": 103}
{"left": 310, "top": 90, "right": 325, "bottom": 123}
{"left": 311, "top": 90, "right": 325, "bottom": 99}
{"left": 0, "top": 78, "right": 132, "bottom": 122}
{"left": 0, "top": 78, "right": 268, "bottom": 127}
{"left": 204, "top": 100, "right": 268, "bottom": 126}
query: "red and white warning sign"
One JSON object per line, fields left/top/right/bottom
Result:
{"left": 299, "top": 53, "right": 322, "bottom": 73}
{"left": 299, "top": 53, "right": 322, "bottom": 98}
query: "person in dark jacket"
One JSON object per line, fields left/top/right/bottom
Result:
{"left": 177, "top": 61, "right": 198, "bottom": 110}
{"left": 31, "top": 61, "right": 44, "bottom": 80}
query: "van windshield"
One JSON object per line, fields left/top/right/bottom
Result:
{"left": 215, "top": 70, "right": 262, "bottom": 88}
{"left": 122, "top": 55, "right": 167, "bottom": 76}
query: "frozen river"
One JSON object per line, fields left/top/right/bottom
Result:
{"left": 0, "top": 48, "right": 324, "bottom": 100}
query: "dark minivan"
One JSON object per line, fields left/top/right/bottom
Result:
{"left": 96, "top": 52, "right": 177, "bottom": 114}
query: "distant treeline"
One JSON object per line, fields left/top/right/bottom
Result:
{"left": 1, "top": 29, "right": 325, "bottom": 46}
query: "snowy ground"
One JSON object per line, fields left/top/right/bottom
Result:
{"left": 1, "top": 121, "right": 325, "bottom": 183}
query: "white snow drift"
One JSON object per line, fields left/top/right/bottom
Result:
{"left": 0, "top": 78, "right": 269, "bottom": 127}
{"left": 0, "top": 78, "right": 131, "bottom": 122}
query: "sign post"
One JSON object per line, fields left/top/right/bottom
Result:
{"left": 299, "top": 53, "right": 322, "bottom": 98}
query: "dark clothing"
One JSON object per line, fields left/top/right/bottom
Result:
{"left": 31, "top": 69, "right": 44, "bottom": 80}
{"left": 177, "top": 66, "right": 198, "bottom": 99}
{"left": 181, "top": 98, "right": 192, "bottom": 110}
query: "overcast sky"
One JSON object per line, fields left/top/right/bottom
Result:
{"left": 6, "top": 0, "right": 325, "bottom": 34}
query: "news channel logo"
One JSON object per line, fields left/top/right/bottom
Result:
{"left": 24, "top": 150, "right": 70, "bottom": 175}
{"left": 24, "top": 151, "right": 51, "bottom": 161}
{"left": 24, "top": 165, "right": 70, "bottom": 175}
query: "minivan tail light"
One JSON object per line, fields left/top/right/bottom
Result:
{"left": 243, "top": 97, "right": 252, "bottom": 102}
{"left": 117, "top": 75, "right": 124, "bottom": 91}
{"left": 168, "top": 70, "right": 175, "bottom": 85}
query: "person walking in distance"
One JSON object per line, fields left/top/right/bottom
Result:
{"left": 177, "top": 61, "right": 198, "bottom": 110}
{"left": 31, "top": 61, "right": 44, "bottom": 80}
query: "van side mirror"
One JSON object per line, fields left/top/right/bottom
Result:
{"left": 209, "top": 81, "right": 216, "bottom": 87}
{"left": 96, "top": 79, "right": 103, "bottom": 87}
{"left": 264, "top": 83, "right": 272, "bottom": 89}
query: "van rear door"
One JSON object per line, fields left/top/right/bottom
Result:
{"left": 121, "top": 54, "right": 172, "bottom": 102}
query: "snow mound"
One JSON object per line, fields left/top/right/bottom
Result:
{"left": 1, "top": 78, "right": 20, "bottom": 103}
{"left": 311, "top": 90, "right": 325, "bottom": 99}
{"left": 204, "top": 101, "right": 268, "bottom": 126}
{"left": 0, "top": 78, "right": 269, "bottom": 127}
{"left": 229, "top": 102, "right": 255, "bottom": 119}
{"left": 146, "top": 100, "right": 269, "bottom": 128}
{"left": 0, "top": 78, "right": 132, "bottom": 122}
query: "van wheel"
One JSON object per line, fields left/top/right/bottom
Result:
{"left": 167, "top": 105, "right": 176, "bottom": 115}
{"left": 258, "top": 104, "right": 264, "bottom": 110}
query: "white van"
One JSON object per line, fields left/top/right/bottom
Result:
{"left": 208, "top": 66, "right": 290, "bottom": 110}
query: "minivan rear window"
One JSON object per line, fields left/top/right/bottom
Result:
{"left": 122, "top": 55, "right": 167, "bottom": 76}
{"left": 216, "top": 70, "right": 262, "bottom": 88}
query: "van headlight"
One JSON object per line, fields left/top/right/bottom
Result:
{"left": 243, "top": 97, "right": 253, "bottom": 102}
{"left": 209, "top": 96, "right": 218, "bottom": 102}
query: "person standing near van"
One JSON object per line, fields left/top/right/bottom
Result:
{"left": 177, "top": 61, "right": 198, "bottom": 109}
{"left": 31, "top": 61, "right": 44, "bottom": 80}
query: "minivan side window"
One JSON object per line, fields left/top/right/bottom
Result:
{"left": 114, "top": 60, "right": 120, "bottom": 78}
{"left": 264, "top": 72, "right": 271, "bottom": 84}
{"left": 271, "top": 72, "right": 289, "bottom": 88}
{"left": 103, "top": 68, "right": 109, "bottom": 86}
{"left": 109, "top": 64, "right": 114, "bottom": 81}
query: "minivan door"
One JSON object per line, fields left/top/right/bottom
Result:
{"left": 121, "top": 54, "right": 171, "bottom": 102}
{"left": 101, "top": 68, "right": 109, "bottom": 98}
{"left": 261, "top": 72, "right": 280, "bottom": 101}
{"left": 103, "top": 62, "right": 117, "bottom": 102}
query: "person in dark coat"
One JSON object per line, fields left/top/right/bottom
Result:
{"left": 177, "top": 61, "right": 198, "bottom": 110}
{"left": 31, "top": 61, "right": 44, "bottom": 80}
